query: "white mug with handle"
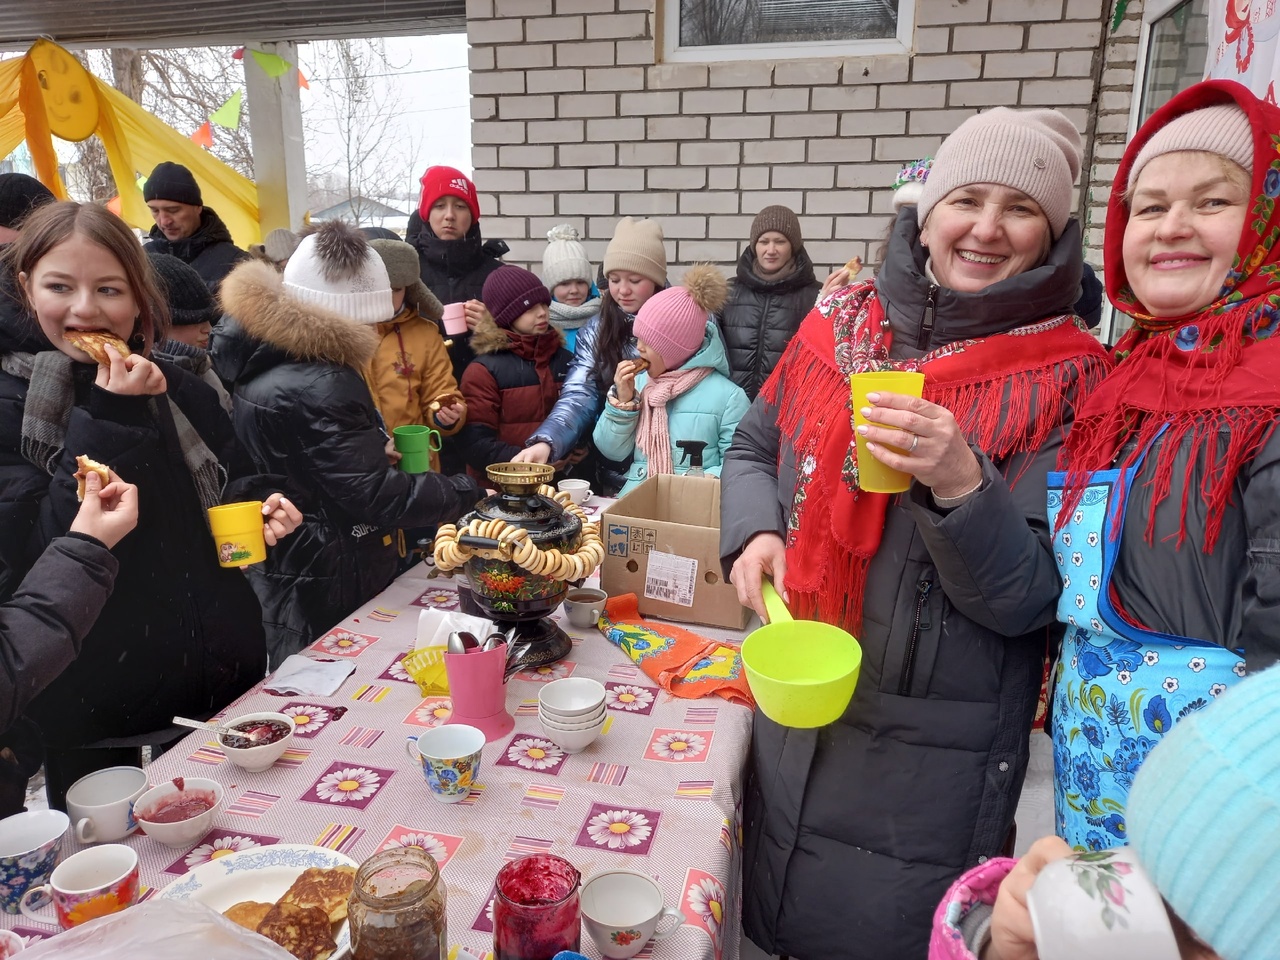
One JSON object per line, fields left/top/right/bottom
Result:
{"left": 581, "top": 869, "right": 684, "bottom": 959}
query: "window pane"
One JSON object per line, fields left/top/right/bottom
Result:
{"left": 1138, "top": 0, "right": 1210, "bottom": 124}
{"left": 678, "top": 0, "right": 899, "bottom": 47}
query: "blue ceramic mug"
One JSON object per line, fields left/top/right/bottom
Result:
{"left": 0, "top": 809, "right": 69, "bottom": 914}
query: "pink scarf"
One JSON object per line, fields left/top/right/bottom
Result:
{"left": 635, "top": 367, "right": 713, "bottom": 476}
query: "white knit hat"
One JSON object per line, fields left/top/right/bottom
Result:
{"left": 542, "top": 223, "right": 593, "bottom": 290}
{"left": 1127, "top": 103, "right": 1254, "bottom": 191}
{"left": 917, "top": 107, "right": 1083, "bottom": 239}
{"left": 283, "top": 220, "right": 394, "bottom": 325}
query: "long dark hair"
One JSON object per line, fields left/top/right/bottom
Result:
{"left": 8, "top": 201, "right": 170, "bottom": 353}
{"left": 590, "top": 289, "right": 636, "bottom": 387}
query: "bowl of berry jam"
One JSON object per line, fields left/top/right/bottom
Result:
{"left": 217, "top": 712, "right": 296, "bottom": 773}
{"left": 134, "top": 776, "right": 224, "bottom": 847}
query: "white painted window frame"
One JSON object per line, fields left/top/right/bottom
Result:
{"left": 1100, "top": 0, "right": 1201, "bottom": 342}
{"left": 660, "top": 0, "right": 915, "bottom": 63}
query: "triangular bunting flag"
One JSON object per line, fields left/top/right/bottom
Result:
{"left": 251, "top": 50, "right": 291, "bottom": 78}
{"left": 298, "top": 69, "right": 309, "bottom": 90}
{"left": 190, "top": 121, "right": 214, "bottom": 148}
{"left": 232, "top": 47, "right": 245, "bottom": 60}
{"left": 210, "top": 90, "right": 243, "bottom": 129}
{"left": 106, "top": 196, "right": 122, "bottom": 216}
{"left": 135, "top": 175, "right": 148, "bottom": 192}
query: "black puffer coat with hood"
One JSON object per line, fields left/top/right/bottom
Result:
{"left": 213, "top": 260, "right": 484, "bottom": 664}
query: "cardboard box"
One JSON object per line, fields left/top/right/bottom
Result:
{"left": 600, "top": 474, "right": 750, "bottom": 630}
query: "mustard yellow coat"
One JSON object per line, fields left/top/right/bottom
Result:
{"left": 364, "top": 306, "right": 466, "bottom": 472}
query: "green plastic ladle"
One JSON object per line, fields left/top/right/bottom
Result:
{"left": 761, "top": 578, "right": 791, "bottom": 624}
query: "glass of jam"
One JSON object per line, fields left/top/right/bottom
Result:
{"left": 348, "top": 847, "right": 446, "bottom": 960}
{"left": 492, "top": 854, "right": 581, "bottom": 960}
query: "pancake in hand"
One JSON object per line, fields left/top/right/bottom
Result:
{"left": 256, "top": 901, "right": 337, "bottom": 960}
{"left": 73, "top": 455, "right": 111, "bottom": 502}
{"left": 428, "top": 391, "right": 462, "bottom": 412}
{"left": 63, "top": 330, "right": 131, "bottom": 366}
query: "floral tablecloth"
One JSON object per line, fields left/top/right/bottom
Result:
{"left": 6, "top": 503, "right": 754, "bottom": 960}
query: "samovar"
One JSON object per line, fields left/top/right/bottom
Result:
{"left": 433, "top": 463, "right": 605, "bottom": 670}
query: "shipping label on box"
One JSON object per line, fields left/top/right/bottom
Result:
{"left": 644, "top": 551, "right": 698, "bottom": 607}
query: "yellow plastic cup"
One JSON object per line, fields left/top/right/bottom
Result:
{"left": 740, "top": 580, "right": 862, "bottom": 728}
{"left": 207, "top": 501, "right": 267, "bottom": 568}
{"left": 850, "top": 370, "right": 926, "bottom": 493}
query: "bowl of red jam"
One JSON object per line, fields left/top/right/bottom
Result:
{"left": 134, "top": 776, "right": 224, "bottom": 847}
{"left": 218, "top": 711, "right": 297, "bottom": 772}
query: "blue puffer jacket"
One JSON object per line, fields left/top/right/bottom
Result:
{"left": 592, "top": 321, "right": 749, "bottom": 495}
{"left": 526, "top": 313, "right": 640, "bottom": 460}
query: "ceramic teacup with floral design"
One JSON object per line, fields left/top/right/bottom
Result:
{"left": 581, "top": 869, "right": 684, "bottom": 959}
{"left": 0, "top": 809, "right": 69, "bottom": 915}
{"left": 405, "top": 724, "right": 484, "bottom": 803}
{"left": 19, "top": 843, "right": 138, "bottom": 929}
{"left": 1026, "top": 846, "right": 1179, "bottom": 960}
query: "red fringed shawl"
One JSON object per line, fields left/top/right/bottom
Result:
{"left": 761, "top": 280, "right": 1110, "bottom": 635}
{"left": 1059, "top": 80, "right": 1280, "bottom": 552}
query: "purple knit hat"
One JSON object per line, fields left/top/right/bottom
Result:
{"left": 632, "top": 264, "right": 728, "bottom": 370}
{"left": 482, "top": 265, "right": 552, "bottom": 329}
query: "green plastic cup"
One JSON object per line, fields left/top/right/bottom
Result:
{"left": 740, "top": 580, "right": 862, "bottom": 728}
{"left": 394, "top": 425, "right": 441, "bottom": 474}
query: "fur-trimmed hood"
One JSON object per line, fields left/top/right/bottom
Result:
{"left": 216, "top": 259, "right": 378, "bottom": 377}
{"left": 469, "top": 312, "right": 565, "bottom": 357}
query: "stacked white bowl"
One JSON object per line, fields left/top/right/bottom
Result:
{"left": 538, "top": 677, "right": 607, "bottom": 753}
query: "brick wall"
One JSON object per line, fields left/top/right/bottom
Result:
{"left": 466, "top": 0, "right": 1111, "bottom": 281}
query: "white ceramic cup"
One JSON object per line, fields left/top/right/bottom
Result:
{"left": 563, "top": 588, "right": 608, "bottom": 630}
{"left": 1027, "top": 846, "right": 1180, "bottom": 960}
{"left": 64, "top": 766, "right": 148, "bottom": 844}
{"left": 557, "top": 478, "right": 593, "bottom": 504}
{"left": 581, "top": 869, "right": 684, "bottom": 958}
{"left": 19, "top": 843, "right": 139, "bottom": 929}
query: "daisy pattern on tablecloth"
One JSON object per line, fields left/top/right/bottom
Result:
{"left": 651, "top": 730, "right": 707, "bottom": 761}
{"left": 414, "top": 700, "right": 453, "bottom": 726}
{"left": 317, "top": 630, "right": 375, "bottom": 655}
{"left": 413, "top": 589, "right": 458, "bottom": 610}
{"left": 585, "top": 808, "right": 653, "bottom": 850}
{"left": 686, "top": 876, "right": 726, "bottom": 938}
{"left": 507, "top": 737, "right": 565, "bottom": 771}
{"left": 387, "top": 657, "right": 411, "bottom": 682}
{"left": 517, "top": 661, "right": 575, "bottom": 682}
{"left": 605, "top": 684, "right": 654, "bottom": 712}
{"left": 281, "top": 704, "right": 330, "bottom": 734}
{"left": 184, "top": 834, "right": 260, "bottom": 868}
{"left": 315, "top": 766, "right": 382, "bottom": 803}
{"left": 387, "top": 832, "right": 449, "bottom": 862}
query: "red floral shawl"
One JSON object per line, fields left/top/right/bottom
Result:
{"left": 1059, "top": 80, "right": 1280, "bottom": 552}
{"left": 762, "top": 280, "right": 1109, "bottom": 635}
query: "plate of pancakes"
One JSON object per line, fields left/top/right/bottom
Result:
{"left": 158, "top": 844, "right": 358, "bottom": 960}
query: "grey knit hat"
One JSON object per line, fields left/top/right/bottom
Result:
{"left": 542, "top": 223, "right": 594, "bottom": 290}
{"left": 1127, "top": 103, "right": 1254, "bottom": 191}
{"left": 917, "top": 107, "right": 1083, "bottom": 239}
{"left": 369, "top": 238, "right": 442, "bottom": 321}
{"left": 749, "top": 205, "right": 802, "bottom": 251}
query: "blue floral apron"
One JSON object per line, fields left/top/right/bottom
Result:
{"left": 1046, "top": 459, "right": 1245, "bottom": 850}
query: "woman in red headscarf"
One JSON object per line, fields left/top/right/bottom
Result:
{"left": 1048, "top": 79, "right": 1280, "bottom": 849}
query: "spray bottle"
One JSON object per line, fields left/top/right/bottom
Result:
{"left": 676, "top": 440, "right": 708, "bottom": 477}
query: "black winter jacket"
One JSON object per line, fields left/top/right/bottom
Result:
{"left": 720, "top": 211, "right": 1107, "bottom": 960}
{"left": 213, "top": 261, "right": 484, "bottom": 664}
{"left": 719, "top": 247, "right": 821, "bottom": 400}
{"left": 408, "top": 215, "right": 508, "bottom": 382}
{"left": 144, "top": 207, "right": 249, "bottom": 293}
{"left": 0, "top": 331, "right": 268, "bottom": 748}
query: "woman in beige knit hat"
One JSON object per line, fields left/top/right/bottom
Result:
{"left": 720, "top": 107, "right": 1112, "bottom": 960}
{"left": 513, "top": 216, "right": 668, "bottom": 494}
